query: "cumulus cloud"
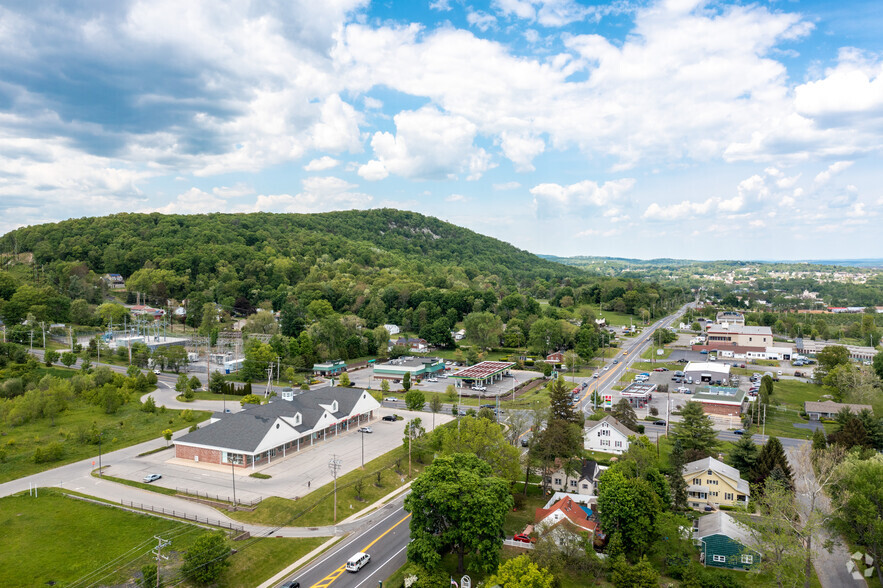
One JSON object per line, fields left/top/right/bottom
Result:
{"left": 531, "top": 178, "right": 635, "bottom": 215}
{"left": 304, "top": 156, "right": 341, "bottom": 171}
{"left": 493, "top": 181, "right": 522, "bottom": 190}
{"left": 359, "top": 106, "right": 493, "bottom": 181}
{"left": 254, "top": 176, "right": 372, "bottom": 213}
{"left": 467, "top": 10, "right": 497, "bottom": 32}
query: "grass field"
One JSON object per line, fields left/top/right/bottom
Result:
{"left": 229, "top": 444, "right": 428, "bottom": 527}
{"left": 0, "top": 489, "right": 329, "bottom": 588}
{"left": 0, "top": 401, "right": 210, "bottom": 484}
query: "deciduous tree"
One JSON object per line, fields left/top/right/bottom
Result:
{"left": 182, "top": 532, "right": 231, "bottom": 585}
{"left": 486, "top": 555, "right": 554, "bottom": 588}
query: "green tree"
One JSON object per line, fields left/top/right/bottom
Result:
{"left": 380, "top": 379, "right": 390, "bottom": 394}
{"left": 431, "top": 416, "right": 521, "bottom": 481}
{"left": 752, "top": 436, "right": 793, "bottom": 490}
{"left": 486, "top": 555, "right": 554, "bottom": 588}
{"left": 96, "top": 302, "right": 129, "bottom": 325}
{"left": 671, "top": 401, "right": 718, "bottom": 458}
{"left": 405, "top": 453, "right": 513, "bottom": 574}
{"left": 547, "top": 375, "right": 578, "bottom": 424}
{"left": 140, "top": 563, "right": 162, "bottom": 588}
{"left": 428, "top": 394, "right": 442, "bottom": 430}
{"left": 445, "top": 384, "right": 457, "bottom": 403}
{"left": 182, "top": 532, "right": 231, "bottom": 585}
{"left": 759, "top": 374, "right": 774, "bottom": 404}
{"left": 830, "top": 455, "right": 883, "bottom": 584}
{"left": 338, "top": 372, "right": 351, "bottom": 387}
{"left": 873, "top": 350, "right": 883, "bottom": 381}
{"left": 811, "top": 428, "right": 827, "bottom": 451}
{"left": 610, "top": 555, "right": 660, "bottom": 588}
{"left": 668, "top": 439, "right": 689, "bottom": 511}
{"left": 598, "top": 469, "right": 661, "bottom": 558}
{"left": 44, "top": 349, "right": 59, "bottom": 366}
{"left": 199, "top": 303, "right": 219, "bottom": 336}
{"left": 463, "top": 311, "right": 504, "bottom": 349}
{"left": 209, "top": 371, "right": 226, "bottom": 395}
{"left": 60, "top": 351, "right": 76, "bottom": 367}
{"left": 728, "top": 434, "right": 759, "bottom": 479}
{"left": 162, "top": 429, "right": 173, "bottom": 446}
{"left": 402, "top": 370, "right": 411, "bottom": 392}
{"left": 405, "top": 388, "right": 426, "bottom": 411}
{"left": 531, "top": 419, "right": 583, "bottom": 493}
{"left": 240, "top": 394, "right": 262, "bottom": 406}
{"left": 612, "top": 399, "right": 638, "bottom": 431}
{"left": 814, "top": 344, "right": 850, "bottom": 383}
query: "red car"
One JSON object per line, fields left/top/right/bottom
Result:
{"left": 513, "top": 534, "right": 532, "bottom": 543}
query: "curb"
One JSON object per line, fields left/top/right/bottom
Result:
{"left": 256, "top": 535, "right": 344, "bottom": 588}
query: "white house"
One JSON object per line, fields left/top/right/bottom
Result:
{"left": 383, "top": 324, "right": 401, "bottom": 336}
{"left": 584, "top": 416, "right": 636, "bottom": 454}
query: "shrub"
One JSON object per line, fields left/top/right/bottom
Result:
{"left": 141, "top": 396, "right": 157, "bottom": 413}
{"left": 181, "top": 409, "right": 195, "bottom": 422}
{"left": 33, "top": 442, "right": 64, "bottom": 463}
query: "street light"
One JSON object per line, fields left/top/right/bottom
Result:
{"left": 359, "top": 429, "right": 367, "bottom": 468}
{"left": 231, "top": 455, "right": 237, "bottom": 511}
{"left": 98, "top": 432, "right": 103, "bottom": 477}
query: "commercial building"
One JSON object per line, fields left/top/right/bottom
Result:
{"left": 174, "top": 387, "right": 380, "bottom": 469}
{"left": 705, "top": 324, "right": 772, "bottom": 349}
{"left": 372, "top": 356, "right": 445, "bottom": 382}
{"left": 796, "top": 338, "right": 877, "bottom": 362}
{"left": 804, "top": 401, "right": 873, "bottom": 421}
{"left": 682, "top": 456, "right": 750, "bottom": 510}
{"left": 715, "top": 311, "right": 745, "bottom": 326}
{"left": 312, "top": 360, "right": 347, "bottom": 377}
{"left": 620, "top": 382, "right": 656, "bottom": 409}
{"left": 694, "top": 511, "right": 760, "bottom": 571}
{"left": 684, "top": 362, "right": 731, "bottom": 384}
{"left": 689, "top": 387, "right": 747, "bottom": 419}
{"left": 448, "top": 360, "right": 515, "bottom": 388}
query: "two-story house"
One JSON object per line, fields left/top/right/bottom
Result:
{"left": 584, "top": 416, "right": 635, "bottom": 455}
{"left": 546, "top": 459, "right": 602, "bottom": 494}
{"left": 682, "top": 456, "right": 750, "bottom": 510}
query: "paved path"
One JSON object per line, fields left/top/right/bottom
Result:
{"left": 787, "top": 446, "right": 865, "bottom": 588}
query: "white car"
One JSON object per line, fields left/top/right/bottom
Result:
{"left": 384, "top": 397, "right": 397, "bottom": 402}
{"left": 358, "top": 426, "right": 373, "bottom": 434}
{"left": 603, "top": 366, "right": 610, "bottom": 371}
{"left": 592, "top": 373, "right": 600, "bottom": 378}
{"left": 153, "top": 369, "right": 161, "bottom": 375}
{"left": 426, "top": 377, "right": 438, "bottom": 383}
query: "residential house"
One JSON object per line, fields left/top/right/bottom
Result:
{"left": 804, "top": 401, "right": 873, "bottom": 421}
{"left": 102, "top": 273, "right": 125, "bottom": 289}
{"left": 584, "top": 416, "right": 635, "bottom": 455}
{"left": 535, "top": 495, "right": 597, "bottom": 537}
{"left": 452, "top": 329, "right": 466, "bottom": 341}
{"left": 383, "top": 324, "right": 401, "bottom": 336}
{"left": 694, "top": 511, "right": 760, "bottom": 571}
{"left": 174, "top": 387, "right": 380, "bottom": 469}
{"left": 391, "top": 337, "right": 428, "bottom": 352}
{"left": 546, "top": 459, "right": 602, "bottom": 494}
{"left": 682, "top": 456, "right": 750, "bottom": 510}
{"left": 545, "top": 351, "right": 565, "bottom": 364}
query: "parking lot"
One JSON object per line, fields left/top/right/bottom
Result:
{"left": 104, "top": 407, "right": 452, "bottom": 502}
{"left": 345, "top": 365, "right": 535, "bottom": 397}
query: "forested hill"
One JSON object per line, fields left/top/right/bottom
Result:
{"left": 5, "top": 209, "right": 575, "bottom": 283}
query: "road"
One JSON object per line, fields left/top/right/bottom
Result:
{"left": 273, "top": 505, "right": 411, "bottom": 588}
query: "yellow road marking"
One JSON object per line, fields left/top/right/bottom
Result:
{"left": 310, "top": 514, "right": 412, "bottom": 588}
{"left": 580, "top": 325, "right": 663, "bottom": 403}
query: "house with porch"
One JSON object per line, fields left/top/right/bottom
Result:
{"left": 682, "top": 456, "right": 750, "bottom": 510}
{"left": 545, "top": 459, "right": 602, "bottom": 494}
{"left": 535, "top": 495, "right": 598, "bottom": 537}
{"left": 804, "top": 400, "right": 872, "bottom": 421}
{"left": 173, "top": 387, "right": 380, "bottom": 469}
{"left": 694, "top": 511, "right": 760, "bottom": 571}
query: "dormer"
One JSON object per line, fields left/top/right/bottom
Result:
{"left": 331, "top": 400, "right": 339, "bottom": 413}
{"left": 294, "top": 412, "right": 302, "bottom": 426}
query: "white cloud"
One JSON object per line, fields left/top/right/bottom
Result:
{"left": 492, "top": 0, "right": 592, "bottom": 26}
{"left": 795, "top": 50, "right": 883, "bottom": 118}
{"left": 531, "top": 178, "right": 634, "bottom": 213}
{"left": 467, "top": 10, "right": 497, "bottom": 32}
{"left": 814, "top": 160, "right": 853, "bottom": 184}
{"left": 643, "top": 198, "right": 716, "bottom": 220}
{"left": 255, "top": 176, "right": 372, "bottom": 213}
{"left": 360, "top": 106, "right": 493, "bottom": 181}
{"left": 212, "top": 183, "right": 254, "bottom": 198}
{"left": 304, "top": 156, "right": 341, "bottom": 171}
{"left": 446, "top": 193, "right": 467, "bottom": 202}
{"left": 147, "top": 188, "right": 229, "bottom": 215}
{"left": 429, "top": 0, "right": 453, "bottom": 11}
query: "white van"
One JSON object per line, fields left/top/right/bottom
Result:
{"left": 346, "top": 552, "right": 370, "bottom": 573}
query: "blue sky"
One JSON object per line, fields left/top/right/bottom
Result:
{"left": 0, "top": 0, "right": 881, "bottom": 260}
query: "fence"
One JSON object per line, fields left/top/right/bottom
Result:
{"left": 175, "top": 487, "right": 262, "bottom": 507}
{"left": 119, "top": 499, "right": 245, "bottom": 532}
{"left": 502, "top": 539, "right": 534, "bottom": 549}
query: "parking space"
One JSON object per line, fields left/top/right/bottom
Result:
{"left": 104, "top": 407, "right": 452, "bottom": 502}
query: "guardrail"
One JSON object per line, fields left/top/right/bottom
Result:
{"left": 120, "top": 499, "right": 245, "bottom": 531}
{"left": 175, "top": 487, "right": 262, "bottom": 507}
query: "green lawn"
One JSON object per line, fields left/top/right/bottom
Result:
{"left": 0, "top": 489, "right": 200, "bottom": 587}
{"left": 218, "top": 536, "right": 330, "bottom": 588}
{"left": 229, "top": 445, "right": 429, "bottom": 527}
{"left": 771, "top": 379, "right": 829, "bottom": 410}
{"left": 0, "top": 400, "right": 210, "bottom": 484}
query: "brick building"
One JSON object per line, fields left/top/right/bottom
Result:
{"left": 174, "top": 387, "right": 380, "bottom": 469}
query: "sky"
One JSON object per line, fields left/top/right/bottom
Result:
{"left": 0, "top": 0, "right": 881, "bottom": 261}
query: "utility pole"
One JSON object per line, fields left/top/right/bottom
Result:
{"left": 328, "top": 455, "right": 342, "bottom": 523}
{"left": 29, "top": 330, "right": 33, "bottom": 351}
{"left": 41, "top": 321, "right": 45, "bottom": 349}
{"left": 408, "top": 423, "right": 412, "bottom": 478}
{"left": 265, "top": 367, "right": 273, "bottom": 397}
{"left": 151, "top": 535, "right": 170, "bottom": 588}
{"left": 230, "top": 456, "right": 237, "bottom": 510}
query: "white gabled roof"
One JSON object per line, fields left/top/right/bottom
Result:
{"left": 683, "top": 456, "right": 750, "bottom": 496}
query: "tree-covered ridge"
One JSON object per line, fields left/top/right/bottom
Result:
{"left": 5, "top": 210, "right": 577, "bottom": 291}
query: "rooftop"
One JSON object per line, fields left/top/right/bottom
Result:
{"left": 804, "top": 400, "right": 873, "bottom": 414}
{"left": 707, "top": 324, "right": 772, "bottom": 336}
{"left": 377, "top": 356, "right": 442, "bottom": 368}
{"left": 692, "top": 386, "right": 746, "bottom": 405}
{"left": 684, "top": 361, "right": 731, "bottom": 374}
{"left": 450, "top": 360, "right": 515, "bottom": 380}
{"left": 695, "top": 511, "right": 756, "bottom": 550}
{"left": 621, "top": 382, "right": 657, "bottom": 397}
{"left": 683, "top": 456, "right": 750, "bottom": 496}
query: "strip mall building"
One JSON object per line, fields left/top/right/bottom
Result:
{"left": 174, "top": 387, "right": 380, "bottom": 469}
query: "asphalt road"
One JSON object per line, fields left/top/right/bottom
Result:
{"left": 275, "top": 504, "right": 411, "bottom": 588}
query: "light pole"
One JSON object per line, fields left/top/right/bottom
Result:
{"left": 359, "top": 429, "right": 366, "bottom": 468}
{"left": 98, "top": 432, "right": 103, "bottom": 476}
{"left": 329, "top": 455, "right": 342, "bottom": 523}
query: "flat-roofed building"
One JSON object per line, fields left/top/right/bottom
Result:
{"left": 715, "top": 311, "right": 745, "bottom": 326}
{"left": 372, "top": 356, "right": 445, "bottom": 381}
{"left": 690, "top": 387, "right": 747, "bottom": 419}
{"left": 684, "top": 362, "right": 731, "bottom": 384}
{"left": 705, "top": 324, "right": 772, "bottom": 349}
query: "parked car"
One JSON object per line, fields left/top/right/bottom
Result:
{"left": 143, "top": 474, "right": 162, "bottom": 483}
{"left": 382, "top": 415, "right": 398, "bottom": 422}
{"left": 358, "top": 426, "right": 373, "bottom": 433}
{"left": 700, "top": 349, "right": 708, "bottom": 354}
{"left": 677, "top": 358, "right": 689, "bottom": 363}
{"left": 513, "top": 534, "right": 533, "bottom": 543}
{"left": 653, "top": 367, "right": 667, "bottom": 372}
{"left": 794, "top": 371, "right": 805, "bottom": 378}
{"left": 677, "top": 387, "right": 690, "bottom": 394}
{"left": 426, "top": 377, "right": 438, "bottom": 383}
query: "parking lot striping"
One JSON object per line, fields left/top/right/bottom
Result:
{"left": 309, "top": 514, "right": 411, "bottom": 588}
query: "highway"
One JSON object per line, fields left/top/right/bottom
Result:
{"left": 274, "top": 503, "right": 412, "bottom": 588}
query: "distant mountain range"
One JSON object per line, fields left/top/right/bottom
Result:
{"left": 540, "top": 255, "right": 883, "bottom": 270}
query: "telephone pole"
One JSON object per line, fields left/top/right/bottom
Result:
{"left": 151, "top": 535, "right": 170, "bottom": 588}
{"left": 328, "top": 455, "right": 342, "bottom": 523}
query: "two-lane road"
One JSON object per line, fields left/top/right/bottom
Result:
{"left": 273, "top": 505, "right": 411, "bottom": 588}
